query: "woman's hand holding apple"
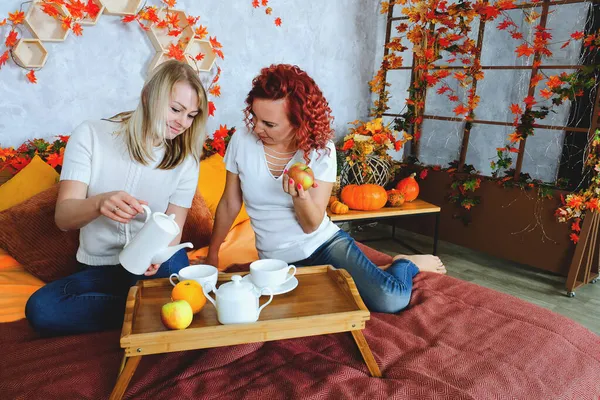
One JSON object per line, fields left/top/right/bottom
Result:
{"left": 283, "top": 163, "right": 318, "bottom": 199}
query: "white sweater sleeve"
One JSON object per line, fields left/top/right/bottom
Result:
{"left": 60, "top": 121, "right": 94, "bottom": 184}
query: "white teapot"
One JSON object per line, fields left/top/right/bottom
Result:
{"left": 203, "top": 275, "right": 273, "bottom": 324}
{"left": 118, "top": 205, "right": 193, "bottom": 275}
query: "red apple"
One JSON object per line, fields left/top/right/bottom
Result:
{"left": 160, "top": 300, "right": 193, "bottom": 330}
{"left": 288, "top": 162, "right": 314, "bottom": 190}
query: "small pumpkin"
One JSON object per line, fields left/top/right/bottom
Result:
{"left": 395, "top": 173, "right": 419, "bottom": 202}
{"left": 340, "top": 184, "right": 388, "bottom": 211}
{"left": 386, "top": 189, "right": 405, "bottom": 207}
{"left": 328, "top": 195, "right": 338, "bottom": 207}
{"left": 330, "top": 200, "right": 349, "bottom": 214}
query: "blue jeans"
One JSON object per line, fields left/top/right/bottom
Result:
{"left": 25, "top": 248, "right": 190, "bottom": 337}
{"left": 294, "top": 230, "right": 419, "bottom": 313}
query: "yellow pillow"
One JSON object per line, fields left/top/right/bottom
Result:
{"left": 198, "top": 154, "right": 249, "bottom": 228}
{"left": 0, "top": 155, "right": 59, "bottom": 211}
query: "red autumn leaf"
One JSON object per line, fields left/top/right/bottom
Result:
{"left": 546, "top": 75, "right": 562, "bottom": 89}
{"left": 209, "top": 36, "right": 222, "bottom": 49}
{"left": 41, "top": 3, "right": 61, "bottom": 18}
{"left": 0, "top": 50, "right": 9, "bottom": 69}
{"left": 208, "top": 101, "right": 216, "bottom": 117}
{"left": 571, "top": 219, "right": 581, "bottom": 233}
{"left": 195, "top": 52, "right": 205, "bottom": 61}
{"left": 569, "top": 233, "right": 579, "bottom": 244}
{"left": 72, "top": 23, "right": 83, "bottom": 36}
{"left": 46, "top": 153, "right": 63, "bottom": 168}
{"left": 252, "top": 0, "right": 260, "bottom": 8}
{"left": 213, "top": 48, "right": 224, "bottom": 59}
{"left": 497, "top": 19, "right": 512, "bottom": 30}
{"left": 419, "top": 169, "right": 428, "bottom": 180}
{"left": 448, "top": 95, "right": 459, "bottom": 102}
{"left": 66, "top": 1, "right": 86, "bottom": 19}
{"left": 166, "top": 43, "right": 185, "bottom": 61}
{"left": 122, "top": 15, "right": 136, "bottom": 23}
{"left": 187, "top": 16, "right": 200, "bottom": 26}
{"left": 560, "top": 40, "right": 571, "bottom": 49}
{"left": 530, "top": 73, "right": 543, "bottom": 88}
{"left": 166, "top": 13, "right": 180, "bottom": 28}
{"left": 523, "top": 96, "right": 536, "bottom": 108}
{"left": 195, "top": 25, "right": 208, "bottom": 39}
{"left": 510, "top": 31, "right": 523, "bottom": 40}
{"left": 570, "top": 31, "right": 584, "bottom": 40}
{"left": 26, "top": 70, "right": 37, "bottom": 84}
{"left": 508, "top": 132, "right": 521, "bottom": 143}
{"left": 437, "top": 70, "right": 451, "bottom": 79}
{"left": 62, "top": 16, "right": 73, "bottom": 31}
{"left": 510, "top": 103, "right": 523, "bottom": 114}
{"left": 497, "top": 0, "right": 516, "bottom": 10}
{"left": 453, "top": 72, "right": 467, "bottom": 81}
{"left": 209, "top": 85, "right": 221, "bottom": 97}
{"left": 274, "top": 17, "right": 282, "bottom": 26}
{"left": 532, "top": 60, "right": 541, "bottom": 68}
{"left": 163, "top": 0, "right": 177, "bottom": 7}
{"left": 437, "top": 86, "right": 451, "bottom": 95}
{"left": 261, "top": 0, "right": 269, "bottom": 5}
{"left": 85, "top": 0, "right": 101, "bottom": 18}
{"left": 5, "top": 30, "right": 18, "bottom": 47}
{"left": 168, "top": 29, "right": 182, "bottom": 37}
{"left": 508, "top": 147, "right": 520, "bottom": 153}
{"left": 515, "top": 44, "right": 534, "bottom": 57}
{"left": 8, "top": 10, "right": 25, "bottom": 25}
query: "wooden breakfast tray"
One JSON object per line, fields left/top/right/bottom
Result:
{"left": 110, "top": 265, "right": 381, "bottom": 400}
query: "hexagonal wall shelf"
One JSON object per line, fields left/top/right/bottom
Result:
{"left": 80, "top": 0, "right": 104, "bottom": 25}
{"left": 12, "top": 39, "right": 48, "bottom": 68}
{"left": 185, "top": 39, "right": 217, "bottom": 73}
{"left": 24, "top": 1, "right": 70, "bottom": 42}
{"left": 147, "top": 8, "right": 194, "bottom": 53}
{"left": 100, "top": 0, "right": 142, "bottom": 16}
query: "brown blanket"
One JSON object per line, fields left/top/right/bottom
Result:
{"left": 1, "top": 266, "right": 599, "bottom": 400}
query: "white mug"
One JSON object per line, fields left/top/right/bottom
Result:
{"left": 169, "top": 265, "right": 218, "bottom": 291}
{"left": 249, "top": 259, "right": 296, "bottom": 289}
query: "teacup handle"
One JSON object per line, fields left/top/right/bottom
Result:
{"left": 256, "top": 287, "right": 273, "bottom": 318}
{"left": 282, "top": 264, "right": 297, "bottom": 285}
{"left": 169, "top": 273, "right": 180, "bottom": 287}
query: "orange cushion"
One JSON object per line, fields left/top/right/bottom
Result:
{"left": 187, "top": 219, "right": 258, "bottom": 271}
{"left": 198, "top": 154, "right": 249, "bottom": 228}
{"left": 181, "top": 191, "right": 214, "bottom": 249}
{"left": 0, "top": 249, "right": 44, "bottom": 323}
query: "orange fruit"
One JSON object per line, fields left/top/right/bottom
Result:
{"left": 171, "top": 280, "right": 206, "bottom": 314}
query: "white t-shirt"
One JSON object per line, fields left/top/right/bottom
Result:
{"left": 224, "top": 129, "right": 339, "bottom": 262}
{"left": 60, "top": 120, "right": 199, "bottom": 266}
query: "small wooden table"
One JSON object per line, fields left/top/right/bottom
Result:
{"left": 110, "top": 266, "right": 381, "bottom": 400}
{"left": 328, "top": 199, "right": 441, "bottom": 255}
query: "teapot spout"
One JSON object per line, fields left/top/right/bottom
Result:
{"left": 150, "top": 242, "right": 194, "bottom": 265}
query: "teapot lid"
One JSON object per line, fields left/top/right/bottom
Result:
{"left": 216, "top": 275, "right": 255, "bottom": 298}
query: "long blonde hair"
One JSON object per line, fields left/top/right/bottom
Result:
{"left": 109, "top": 60, "right": 208, "bottom": 169}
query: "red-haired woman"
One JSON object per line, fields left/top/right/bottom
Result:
{"left": 207, "top": 64, "right": 445, "bottom": 313}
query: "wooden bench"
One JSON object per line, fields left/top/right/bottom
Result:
{"left": 327, "top": 199, "right": 441, "bottom": 255}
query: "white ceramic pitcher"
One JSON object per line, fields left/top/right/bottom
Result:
{"left": 118, "top": 205, "right": 193, "bottom": 275}
{"left": 203, "top": 275, "right": 273, "bottom": 324}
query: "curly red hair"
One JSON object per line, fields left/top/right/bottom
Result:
{"left": 243, "top": 64, "right": 334, "bottom": 160}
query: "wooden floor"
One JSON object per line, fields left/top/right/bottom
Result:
{"left": 350, "top": 222, "right": 600, "bottom": 335}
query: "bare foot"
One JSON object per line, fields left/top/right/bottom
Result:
{"left": 393, "top": 254, "right": 447, "bottom": 274}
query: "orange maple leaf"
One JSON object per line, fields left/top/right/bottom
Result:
{"left": 509, "top": 103, "right": 523, "bottom": 114}
{"left": 540, "top": 88, "right": 553, "bottom": 99}
{"left": 274, "top": 17, "right": 282, "bottom": 26}
{"left": 26, "top": 70, "right": 37, "bottom": 84}
{"left": 252, "top": 0, "right": 260, "bottom": 8}
{"left": 187, "top": 15, "right": 200, "bottom": 26}
{"left": 570, "top": 31, "right": 584, "bottom": 40}
{"left": 453, "top": 72, "right": 467, "bottom": 81}
{"left": 5, "top": 30, "right": 18, "bottom": 47}
{"left": 530, "top": 73, "right": 543, "bottom": 88}
{"left": 41, "top": 3, "right": 61, "bottom": 18}
{"left": 46, "top": 153, "right": 63, "bottom": 168}
{"left": 523, "top": 96, "right": 536, "bottom": 108}
{"left": 195, "top": 25, "right": 208, "bottom": 39}
{"left": 168, "top": 29, "right": 182, "bottom": 37}
{"left": 72, "top": 23, "right": 83, "bottom": 36}
{"left": 163, "top": 0, "right": 177, "bottom": 8}
{"left": 166, "top": 13, "right": 180, "bottom": 28}
{"left": 261, "top": 0, "right": 269, "bottom": 5}
{"left": 0, "top": 19, "right": 6, "bottom": 26}
{"left": 166, "top": 43, "right": 185, "bottom": 61}
{"left": 122, "top": 15, "right": 137, "bottom": 23}
{"left": 453, "top": 104, "right": 469, "bottom": 116}
{"left": 515, "top": 44, "right": 534, "bottom": 57}
{"left": 195, "top": 52, "right": 205, "bottom": 61}
{"left": 8, "top": 10, "right": 25, "bottom": 25}
{"left": 208, "top": 101, "right": 216, "bottom": 117}
{"left": 209, "top": 36, "right": 222, "bottom": 49}
{"left": 0, "top": 50, "right": 9, "bottom": 69}
{"left": 209, "top": 85, "right": 221, "bottom": 97}
{"left": 546, "top": 75, "right": 562, "bottom": 89}
{"left": 508, "top": 132, "right": 521, "bottom": 143}
{"left": 61, "top": 16, "right": 73, "bottom": 31}
{"left": 213, "top": 48, "right": 224, "bottom": 59}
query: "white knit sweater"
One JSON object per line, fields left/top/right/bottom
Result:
{"left": 60, "top": 120, "right": 199, "bottom": 266}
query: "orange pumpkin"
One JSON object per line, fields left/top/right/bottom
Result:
{"left": 395, "top": 173, "right": 419, "bottom": 202}
{"left": 330, "top": 200, "right": 349, "bottom": 214}
{"left": 386, "top": 189, "right": 405, "bottom": 207}
{"left": 340, "top": 184, "right": 388, "bottom": 211}
{"left": 328, "top": 195, "right": 338, "bottom": 207}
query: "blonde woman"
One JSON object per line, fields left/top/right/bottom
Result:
{"left": 26, "top": 60, "right": 208, "bottom": 336}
